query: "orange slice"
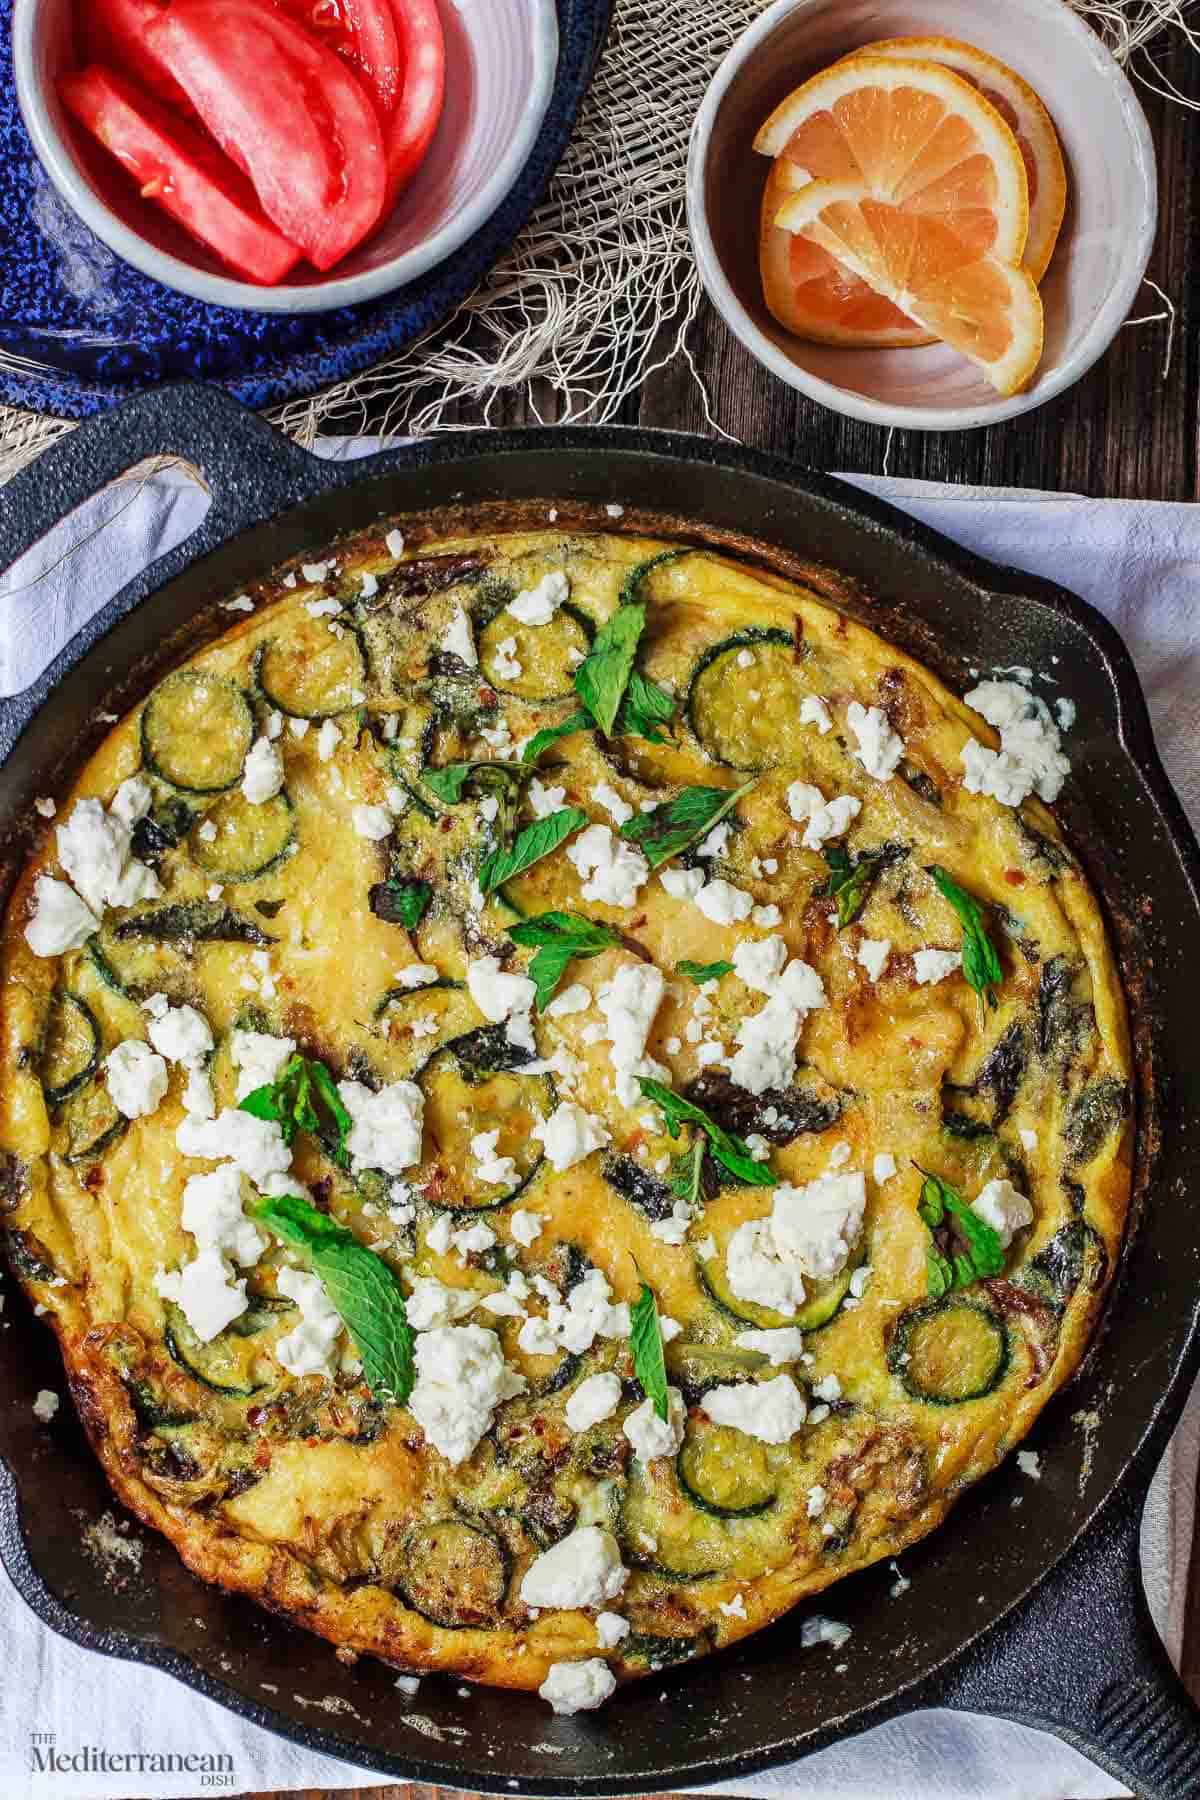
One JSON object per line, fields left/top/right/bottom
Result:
{"left": 757, "top": 58, "right": 1044, "bottom": 394}
{"left": 845, "top": 38, "right": 1067, "bottom": 282}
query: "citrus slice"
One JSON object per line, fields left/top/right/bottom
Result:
{"left": 845, "top": 38, "right": 1067, "bottom": 283}
{"left": 757, "top": 58, "right": 1044, "bottom": 394}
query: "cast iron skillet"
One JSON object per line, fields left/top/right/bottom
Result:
{"left": 2, "top": 386, "right": 1200, "bottom": 1798}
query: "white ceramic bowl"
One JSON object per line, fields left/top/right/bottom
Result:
{"left": 13, "top": 0, "right": 559, "bottom": 313}
{"left": 687, "top": 0, "right": 1157, "bottom": 431}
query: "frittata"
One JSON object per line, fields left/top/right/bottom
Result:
{"left": 0, "top": 524, "right": 1132, "bottom": 1711}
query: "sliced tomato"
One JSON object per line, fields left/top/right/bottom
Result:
{"left": 384, "top": 0, "right": 445, "bottom": 206}
{"left": 145, "top": 0, "right": 387, "bottom": 270}
{"left": 274, "top": 0, "right": 402, "bottom": 118}
{"left": 59, "top": 65, "right": 303, "bottom": 284}
{"left": 80, "top": 0, "right": 192, "bottom": 110}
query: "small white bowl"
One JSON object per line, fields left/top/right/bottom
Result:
{"left": 13, "top": 0, "right": 559, "bottom": 314}
{"left": 687, "top": 0, "right": 1157, "bottom": 431}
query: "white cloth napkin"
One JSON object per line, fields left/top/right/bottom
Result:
{"left": 2, "top": 440, "right": 1199, "bottom": 1800}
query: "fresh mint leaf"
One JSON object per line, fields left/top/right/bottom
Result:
{"left": 927, "top": 865, "right": 1003, "bottom": 1009}
{"left": 630, "top": 1279, "right": 670, "bottom": 1422}
{"left": 638, "top": 1076, "right": 774, "bottom": 1188}
{"left": 667, "top": 1139, "right": 705, "bottom": 1209}
{"left": 614, "top": 670, "right": 676, "bottom": 743}
{"left": 508, "top": 910, "right": 622, "bottom": 1010}
{"left": 620, "top": 781, "right": 753, "bottom": 870}
{"left": 478, "top": 807, "right": 588, "bottom": 895}
{"left": 240, "top": 1054, "right": 350, "bottom": 1167}
{"left": 676, "top": 959, "right": 734, "bottom": 985}
{"left": 368, "top": 877, "right": 432, "bottom": 929}
{"left": 521, "top": 709, "right": 592, "bottom": 764}
{"left": 817, "top": 842, "right": 907, "bottom": 929}
{"left": 574, "top": 602, "right": 648, "bottom": 736}
{"left": 254, "top": 1189, "right": 415, "bottom": 1406}
{"left": 915, "top": 1166, "right": 1006, "bottom": 1293}
{"left": 422, "top": 762, "right": 528, "bottom": 806}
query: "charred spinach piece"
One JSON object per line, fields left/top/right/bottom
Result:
{"left": 1016, "top": 1219, "right": 1109, "bottom": 1311}
{"left": 602, "top": 1154, "right": 677, "bottom": 1224}
{"left": 114, "top": 902, "right": 276, "bottom": 946}
{"left": 683, "top": 1069, "right": 844, "bottom": 1145}
{"left": 1064, "top": 1078, "right": 1131, "bottom": 1168}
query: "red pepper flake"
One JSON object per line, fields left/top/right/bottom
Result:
{"left": 1004, "top": 869, "right": 1026, "bottom": 886}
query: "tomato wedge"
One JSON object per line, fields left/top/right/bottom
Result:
{"left": 145, "top": 0, "right": 387, "bottom": 270}
{"left": 80, "top": 0, "right": 191, "bottom": 110}
{"left": 274, "top": 0, "right": 402, "bottom": 118}
{"left": 384, "top": 0, "right": 445, "bottom": 205}
{"left": 59, "top": 65, "right": 303, "bottom": 284}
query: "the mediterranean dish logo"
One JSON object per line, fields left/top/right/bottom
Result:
{"left": 29, "top": 1732, "right": 236, "bottom": 1786}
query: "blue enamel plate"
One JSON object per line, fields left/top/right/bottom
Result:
{"left": 0, "top": 0, "right": 612, "bottom": 419}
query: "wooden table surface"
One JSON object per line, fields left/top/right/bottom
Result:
{"left": 81, "top": 25, "right": 1198, "bottom": 1800}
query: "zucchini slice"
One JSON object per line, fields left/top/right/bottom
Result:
{"left": 401, "top": 1520, "right": 509, "bottom": 1628}
{"left": 699, "top": 1233, "right": 861, "bottom": 1333}
{"left": 163, "top": 1303, "right": 283, "bottom": 1398}
{"left": 478, "top": 602, "right": 593, "bottom": 702}
{"left": 141, "top": 670, "right": 254, "bottom": 793}
{"left": 375, "top": 978, "right": 477, "bottom": 1054}
{"left": 666, "top": 1341, "right": 769, "bottom": 1405}
{"left": 889, "top": 1298, "right": 1010, "bottom": 1404}
{"left": 622, "top": 1628, "right": 715, "bottom": 1668}
{"left": 63, "top": 1082, "right": 126, "bottom": 1162}
{"left": 257, "top": 619, "right": 367, "bottom": 718}
{"left": 190, "top": 790, "right": 295, "bottom": 882}
{"left": 687, "top": 629, "right": 807, "bottom": 771}
{"left": 620, "top": 1454, "right": 776, "bottom": 1582}
{"left": 677, "top": 1420, "right": 777, "bottom": 1518}
{"left": 415, "top": 1028, "right": 552, "bottom": 1211}
{"left": 87, "top": 926, "right": 188, "bottom": 1002}
{"left": 40, "top": 993, "right": 100, "bottom": 1105}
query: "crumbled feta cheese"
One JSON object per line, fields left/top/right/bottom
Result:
{"left": 507, "top": 570, "right": 569, "bottom": 625}
{"left": 539, "top": 1659, "right": 616, "bottom": 1715}
{"left": 728, "top": 958, "right": 826, "bottom": 1096}
{"left": 528, "top": 776, "right": 567, "bottom": 818}
{"left": 183, "top": 1065, "right": 215, "bottom": 1120}
{"left": 1019, "top": 1128, "right": 1038, "bottom": 1153}
{"left": 848, "top": 1265, "right": 871, "bottom": 1299}
{"left": 846, "top": 702, "right": 904, "bottom": 780}
{"left": 962, "top": 680, "right": 1070, "bottom": 806}
{"left": 146, "top": 1002, "right": 213, "bottom": 1073}
{"left": 592, "top": 782, "right": 634, "bottom": 827}
{"left": 479, "top": 1290, "right": 525, "bottom": 1318}
{"left": 302, "top": 560, "right": 332, "bottom": 584}
{"left": 1017, "top": 1448, "right": 1042, "bottom": 1480}
{"left": 695, "top": 878, "right": 753, "bottom": 925}
{"left": 517, "top": 1315, "right": 559, "bottom": 1357}
{"left": 274, "top": 1267, "right": 343, "bottom": 1377}
{"left": 242, "top": 736, "right": 284, "bottom": 805}
{"left": 177, "top": 1107, "right": 293, "bottom": 1186}
{"left": 594, "top": 1611, "right": 630, "bottom": 1649}
{"left": 736, "top": 649, "right": 755, "bottom": 669}
{"left": 385, "top": 528, "right": 405, "bottom": 560}
{"left": 222, "top": 594, "right": 255, "bottom": 613}
{"left": 660, "top": 865, "right": 705, "bottom": 901}
{"left": 491, "top": 635, "right": 523, "bottom": 680}
{"left": 565, "top": 1371, "right": 622, "bottom": 1433}
{"left": 752, "top": 904, "right": 783, "bottom": 927}
{"left": 567, "top": 824, "right": 649, "bottom": 909}
{"left": 180, "top": 1164, "right": 265, "bottom": 1266}
{"left": 478, "top": 794, "right": 500, "bottom": 826}
{"left": 605, "top": 503, "right": 625, "bottom": 519}
{"left": 56, "top": 786, "right": 159, "bottom": 914}
{"left": 719, "top": 1592, "right": 748, "bottom": 1618}
{"left": 359, "top": 571, "right": 379, "bottom": 600}
{"left": 451, "top": 1220, "right": 497, "bottom": 1261}
{"left": 509, "top": 1208, "right": 543, "bottom": 1247}
{"left": 442, "top": 605, "right": 478, "bottom": 668}
{"left": 696, "top": 821, "right": 731, "bottom": 860}
{"left": 406, "top": 1277, "right": 477, "bottom": 1330}
{"left": 467, "top": 955, "right": 536, "bottom": 1051}
{"left": 351, "top": 803, "right": 392, "bottom": 842}
{"left": 800, "top": 694, "right": 833, "bottom": 734}
{"left": 772, "top": 1173, "right": 867, "bottom": 1281}
{"left": 812, "top": 1373, "right": 842, "bottom": 1404}
{"left": 788, "top": 782, "right": 861, "bottom": 853}
{"left": 704, "top": 1374, "right": 807, "bottom": 1443}
{"left": 316, "top": 719, "right": 342, "bottom": 762}
{"left": 913, "top": 948, "right": 962, "bottom": 986}
{"left": 660, "top": 1315, "right": 682, "bottom": 1342}
{"left": 801, "top": 1615, "right": 853, "bottom": 1650}
{"left": 873, "top": 1153, "right": 897, "bottom": 1183}
{"left": 971, "top": 1178, "right": 1033, "bottom": 1249}
{"left": 806, "top": 1485, "right": 827, "bottom": 1518}
{"left": 533, "top": 1102, "right": 610, "bottom": 1171}
{"left": 520, "top": 1525, "right": 628, "bottom": 1609}
{"left": 827, "top": 1140, "right": 851, "bottom": 1169}
{"left": 650, "top": 1198, "right": 694, "bottom": 1246}
{"left": 471, "top": 1128, "right": 519, "bottom": 1188}
{"left": 596, "top": 962, "right": 665, "bottom": 1105}
{"left": 24, "top": 876, "right": 100, "bottom": 957}
{"left": 733, "top": 1327, "right": 805, "bottom": 1365}
{"left": 32, "top": 1389, "right": 59, "bottom": 1423}
{"left": 857, "top": 938, "right": 891, "bottom": 981}
{"left": 34, "top": 796, "right": 56, "bottom": 818}
{"left": 732, "top": 935, "right": 788, "bottom": 994}
{"left": 155, "top": 1249, "right": 247, "bottom": 1342}
{"left": 726, "top": 1219, "right": 808, "bottom": 1315}
{"left": 105, "top": 1039, "right": 169, "bottom": 1119}
{"left": 426, "top": 1215, "right": 454, "bottom": 1256}
{"left": 265, "top": 711, "right": 284, "bottom": 741}
{"left": 408, "top": 1324, "right": 526, "bottom": 1464}
{"left": 288, "top": 717, "right": 310, "bottom": 740}
{"left": 545, "top": 982, "right": 591, "bottom": 1019}
{"left": 624, "top": 1388, "right": 686, "bottom": 1461}
{"left": 337, "top": 1079, "right": 424, "bottom": 1177}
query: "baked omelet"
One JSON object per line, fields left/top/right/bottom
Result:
{"left": 0, "top": 525, "right": 1132, "bottom": 1709}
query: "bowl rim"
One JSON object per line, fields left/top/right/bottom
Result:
{"left": 12, "top": 0, "right": 560, "bottom": 315}
{"left": 685, "top": 0, "right": 1158, "bottom": 433}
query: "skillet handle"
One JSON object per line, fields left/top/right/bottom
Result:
{"left": 926, "top": 1484, "right": 1200, "bottom": 1799}
{"left": 0, "top": 383, "right": 333, "bottom": 582}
